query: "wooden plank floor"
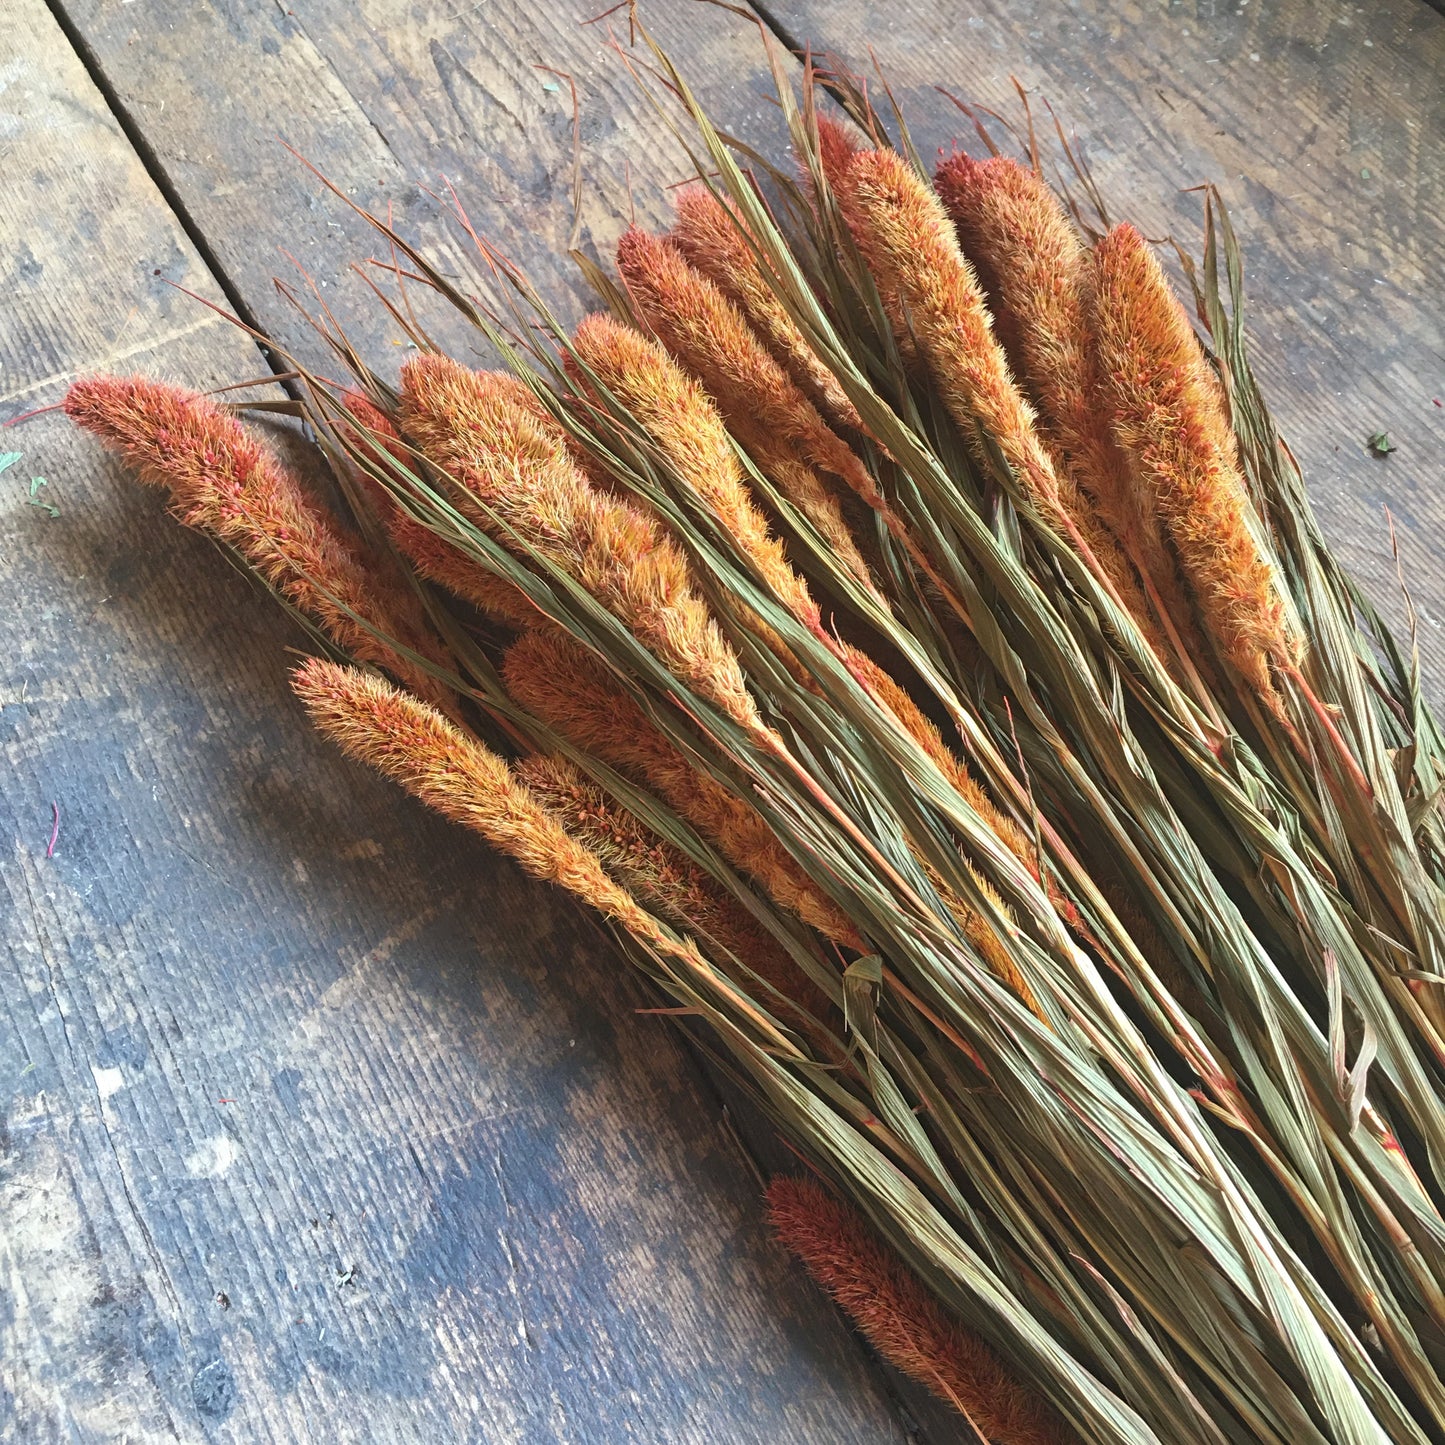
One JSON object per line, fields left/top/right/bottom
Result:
{"left": 2, "top": 0, "right": 1441, "bottom": 1441}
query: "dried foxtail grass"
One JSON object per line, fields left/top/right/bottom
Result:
{"left": 811, "top": 115, "right": 923, "bottom": 374}
{"left": 1090, "top": 223, "right": 1297, "bottom": 706}
{"left": 670, "top": 185, "right": 866, "bottom": 434}
{"left": 66, "top": 37, "right": 1445, "bottom": 1444}
{"left": 292, "top": 658, "right": 656, "bottom": 937}
{"left": 768, "top": 1177, "right": 1076, "bottom": 1445}
{"left": 604, "top": 237, "right": 879, "bottom": 596}
{"left": 65, "top": 375, "right": 452, "bottom": 710}
{"left": 397, "top": 353, "right": 759, "bottom": 729}
{"left": 291, "top": 658, "right": 789, "bottom": 1051}
{"left": 517, "top": 752, "right": 834, "bottom": 1032}
{"left": 568, "top": 311, "right": 827, "bottom": 633}
{"left": 934, "top": 155, "right": 1199, "bottom": 666}
{"left": 830, "top": 148, "right": 1161, "bottom": 651}
{"left": 502, "top": 627, "right": 860, "bottom": 948}
{"left": 340, "top": 391, "right": 537, "bottom": 629}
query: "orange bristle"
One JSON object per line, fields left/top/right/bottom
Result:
{"left": 813, "top": 113, "right": 863, "bottom": 189}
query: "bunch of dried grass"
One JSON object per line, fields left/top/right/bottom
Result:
{"left": 65, "top": 31, "right": 1445, "bottom": 1445}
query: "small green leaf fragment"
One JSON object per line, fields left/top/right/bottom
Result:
{"left": 0, "top": 452, "right": 21, "bottom": 476}
{"left": 1366, "top": 430, "right": 1396, "bottom": 456}
{"left": 26, "top": 476, "right": 58, "bottom": 517}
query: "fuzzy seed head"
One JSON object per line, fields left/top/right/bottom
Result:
{"left": 671, "top": 185, "right": 865, "bottom": 433}
{"left": 1090, "top": 224, "right": 1296, "bottom": 700}
{"left": 591, "top": 249, "right": 878, "bottom": 597}
{"left": 570, "top": 309, "right": 826, "bottom": 637}
{"left": 291, "top": 658, "right": 654, "bottom": 936}
{"left": 831, "top": 151, "right": 1157, "bottom": 644}
{"left": 813, "top": 114, "right": 863, "bottom": 189}
{"left": 65, "top": 374, "right": 452, "bottom": 709}
{"left": 935, "top": 155, "right": 1198, "bottom": 662}
{"left": 398, "top": 354, "right": 759, "bottom": 728}
{"left": 503, "top": 628, "right": 858, "bottom": 947}
{"left": 340, "top": 391, "right": 536, "bottom": 629}
{"left": 767, "top": 1177, "right": 1076, "bottom": 1444}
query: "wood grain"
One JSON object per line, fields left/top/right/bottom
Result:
{"left": 0, "top": 2, "right": 936, "bottom": 1440}
{"left": 49, "top": 0, "right": 799, "bottom": 367}
{"left": 763, "top": 0, "right": 1445, "bottom": 685}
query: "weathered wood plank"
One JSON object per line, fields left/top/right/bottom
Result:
{"left": 765, "top": 0, "right": 1445, "bottom": 680}
{"left": 0, "top": 2, "right": 934, "bottom": 1440}
{"left": 49, "top": 0, "right": 799, "bottom": 365}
